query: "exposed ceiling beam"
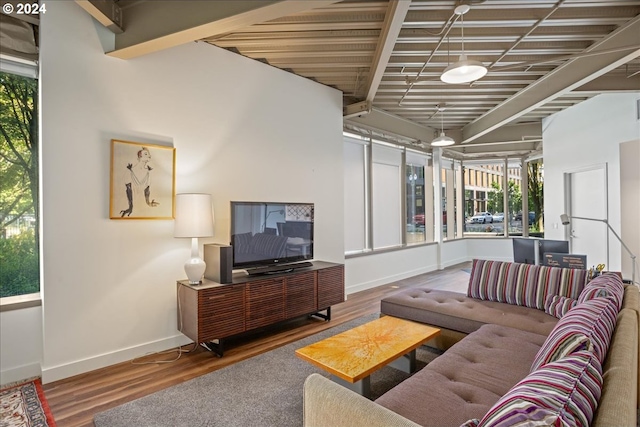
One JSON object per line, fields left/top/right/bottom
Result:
{"left": 466, "top": 122, "right": 542, "bottom": 145}
{"left": 365, "top": 0, "right": 411, "bottom": 102}
{"left": 74, "top": 0, "right": 123, "bottom": 34}
{"left": 106, "top": 0, "right": 341, "bottom": 60}
{"left": 574, "top": 73, "right": 640, "bottom": 93}
{"left": 462, "top": 15, "right": 640, "bottom": 143}
{"left": 346, "top": 108, "right": 434, "bottom": 143}
{"left": 446, "top": 141, "right": 539, "bottom": 156}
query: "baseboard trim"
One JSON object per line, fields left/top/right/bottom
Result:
{"left": 346, "top": 264, "right": 437, "bottom": 295}
{"left": 41, "top": 334, "right": 192, "bottom": 384}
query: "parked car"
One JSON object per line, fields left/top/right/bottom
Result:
{"left": 412, "top": 212, "right": 448, "bottom": 226}
{"left": 515, "top": 211, "right": 536, "bottom": 222}
{"left": 493, "top": 212, "right": 505, "bottom": 222}
{"left": 470, "top": 212, "right": 493, "bottom": 224}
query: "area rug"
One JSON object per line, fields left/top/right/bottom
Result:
{"left": 0, "top": 379, "right": 57, "bottom": 427}
{"left": 94, "top": 313, "right": 441, "bottom": 427}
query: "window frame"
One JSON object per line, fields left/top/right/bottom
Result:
{"left": 0, "top": 56, "right": 41, "bottom": 309}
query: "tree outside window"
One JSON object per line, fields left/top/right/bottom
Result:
{"left": 0, "top": 71, "right": 39, "bottom": 298}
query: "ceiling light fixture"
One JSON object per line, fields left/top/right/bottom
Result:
{"left": 431, "top": 105, "right": 455, "bottom": 147}
{"left": 440, "top": 5, "right": 487, "bottom": 84}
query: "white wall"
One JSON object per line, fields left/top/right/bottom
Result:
{"left": 0, "top": 1, "right": 343, "bottom": 384}
{"left": 345, "top": 244, "right": 439, "bottom": 294}
{"left": 466, "top": 238, "right": 513, "bottom": 262}
{"left": 543, "top": 93, "right": 640, "bottom": 279}
{"left": 620, "top": 140, "right": 640, "bottom": 282}
{"left": 0, "top": 306, "right": 42, "bottom": 384}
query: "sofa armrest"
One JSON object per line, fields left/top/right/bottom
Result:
{"left": 303, "top": 374, "right": 421, "bottom": 427}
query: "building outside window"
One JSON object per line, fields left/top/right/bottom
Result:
{"left": 406, "top": 163, "right": 426, "bottom": 244}
{"left": 462, "top": 161, "right": 543, "bottom": 236}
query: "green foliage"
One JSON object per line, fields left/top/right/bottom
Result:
{"left": 528, "top": 162, "right": 544, "bottom": 230}
{"left": 0, "top": 229, "right": 39, "bottom": 297}
{"left": 487, "top": 180, "right": 522, "bottom": 214}
{"left": 0, "top": 70, "right": 39, "bottom": 297}
{"left": 0, "top": 71, "right": 38, "bottom": 232}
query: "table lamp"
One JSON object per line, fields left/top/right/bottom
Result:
{"left": 174, "top": 193, "right": 215, "bottom": 284}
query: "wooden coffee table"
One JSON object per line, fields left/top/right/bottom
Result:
{"left": 295, "top": 315, "right": 440, "bottom": 398}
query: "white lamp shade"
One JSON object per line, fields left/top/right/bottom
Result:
{"left": 431, "top": 132, "right": 455, "bottom": 147}
{"left": 174, "top": 193, "right": 215, "bottom": 238}
{"left": 441, "top": 55, "right": 487, "bottom": 84}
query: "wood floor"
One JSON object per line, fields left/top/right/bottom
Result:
{"left": 42, "top": 262, "right": 471, "bottom": 427}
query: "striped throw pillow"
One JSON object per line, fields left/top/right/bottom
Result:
{"left": 468, "top": 259, "right": 588, "bottom": 310}
{"left": 531, "top": 297, "right": 618, "bottom": 372}
{"left": 536, "top": 265, "right": 588, "bottom": 310}
{"left": 467, "top": 259, "right": 539, "bottom": 307}
{"left": 477, "top": 351, "right": 602, "bottom": 427}
{"left": 544, "top": 295, "right": 578, "bottom": 319}
{"left": 578, "top": 272, "right": 624, "bottom": 310}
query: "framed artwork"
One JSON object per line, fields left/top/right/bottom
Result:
{"left": 110, "top": 139, "right": 176, "bottom": 220}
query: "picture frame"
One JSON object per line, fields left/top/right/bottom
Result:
{"left": 109, "top": 139, "right": 176, "bottom": 220}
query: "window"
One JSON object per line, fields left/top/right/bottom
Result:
{"left": 371, "top": 144, "right": 402, "bottom": 249}
{"left": 0, "top": 63, "right": 40, "bottom": 298}
{"left": 343, "top": 133, "right": 435, "bottom": 255}
{"left": 462, "top": 159, "right": 543, "bottom": 237}
{"left": 406, "top": 152, "right": 428, "bottom": 244}
{"left": 344, "top": 136, "right": 367, "bottom": 254}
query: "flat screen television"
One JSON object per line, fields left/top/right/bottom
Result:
{"left": 230, "top": 201, "right": 314, "bottom": 272}
{"left": 513, "top": 238, "right": 537, "bottom": 265}
{"left": 539, "top": 239, "right": 569, "bottom": 260}
{"left": 513, "top": 238, "right": 570, "bottom": 265}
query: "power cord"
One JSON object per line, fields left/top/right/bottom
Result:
{"left": 131, "top": 282, "right": 198, "bottom": 365}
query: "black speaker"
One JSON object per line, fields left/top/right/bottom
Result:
{"left": 204, "top": 244, "right": 233, "bottom": 284}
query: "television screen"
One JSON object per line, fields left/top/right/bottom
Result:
{"left": 513, "top": 238, "right": 537, "bottom": 265}
{"left": 513, "top": 238, "right": 571, "bottom": 266}
{"left": 538, "top": 239, "right": 569, "bottom": 260}
{"left": 230, "top": 201, "right": 314, "bottom": 270}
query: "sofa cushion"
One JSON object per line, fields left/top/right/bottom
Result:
{"left": 375, "top": 324, "right": 547, "bottom": 427}
{"left": 380, "top": 289, "right": 558, "bottom": 337}
{"left": 467, "top": 259, "right": 587, "bottom": 310}
{"left": 536, "top": 265, "right": 588, "bottom": 306}
{"left": 592, "top": 308, "right": 639, "bottom": 427}
{"left": 531, "top": 297, "right": 618, "bottom": 371}
{"left": 578, "top": 272, "right": 624, "bottom": 310}
{"left": 544, "top": 295, "right": 577, "bottom": 319}
{"left": 476, "top": 350, "right": 602, "bottom": 427}
{"left": 467, "top": 260, "right": 539, "bottom": 307}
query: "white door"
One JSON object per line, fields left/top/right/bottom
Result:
{"left": 564, "top": 164, "right": 608, "bottom": 269}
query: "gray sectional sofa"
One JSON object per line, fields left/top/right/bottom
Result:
{"left": 304, "top": 260, "right": 639, "bottom": 427}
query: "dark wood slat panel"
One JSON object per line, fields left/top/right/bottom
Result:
{"left": 285, "top": 271, "right": 317, "bottom": 318}
{"left": 318, "top": 265, "right": 345, "bottom": 308}
{"left": 198, "top": 285, "right": 245, "bottom": 340}
{"left": 246, "top": 279, "right": 285, "bottom": 329}
{"left": 42, "top": 262, "right": 471, "bottom": 427}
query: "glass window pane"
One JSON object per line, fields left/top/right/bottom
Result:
{"left": 344, "top": 139, "right": 367, "bottom": 253}
{"left": 0, "top": 70, "right": 40, "bottom": 297}
{"left": 372, "top": 162, "right": 402, "bottom": 248}
{"left": 406, "top": 162, "right": 426, "bottom": 244}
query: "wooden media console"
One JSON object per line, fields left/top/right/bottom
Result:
{"left": 177, "top": 261, "right": 344, "bottom": 356}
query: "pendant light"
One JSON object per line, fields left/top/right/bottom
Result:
{"left": 440, "top": 5, "right": 487, "bottom": 84}
{"left": 431, "top": 105, "right": 455, "bottom": 147}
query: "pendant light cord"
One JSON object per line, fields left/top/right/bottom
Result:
{"left": 460, "top": 12, "right": 465, "bottom": 55}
